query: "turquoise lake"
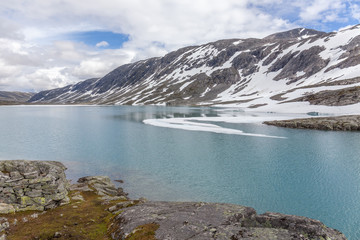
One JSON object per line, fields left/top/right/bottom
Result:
{"left": 1, "top": 105, "right": 360, "bottom": 239}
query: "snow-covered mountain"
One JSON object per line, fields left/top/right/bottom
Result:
{"left": 29, "top": 25, "right": 360, "bottom": 113}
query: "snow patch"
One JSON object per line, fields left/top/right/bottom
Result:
{"left": 233, "top": 40, "right": 243, "bottom": 45}
{"left": 143, "top": 118, "right": 286, "bottom": 138}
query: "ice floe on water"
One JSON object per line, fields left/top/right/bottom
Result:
{"left": 143, "top": 113, "right": 304, "bottom": 139}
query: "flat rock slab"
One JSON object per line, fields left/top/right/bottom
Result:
{"left": 111, "top": 201, "right": 346, "bottom": 240}
{"left": 264, "top": 115, "right": 360, "bottom": 131}
{"left": 0, "top": 203, "right": 15, "bottom": 214}
{"left": 70, "top": 176, "right": 128, "bottom": 201}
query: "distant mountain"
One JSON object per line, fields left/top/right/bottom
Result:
{"left": 29, "top": 25, "right": 360, "bottom": 112}
{"left": 29, "top": 78, "right": 99, "bottom": 104}
{"left": 0, "top": 91, "right": 34, "bottom": 105}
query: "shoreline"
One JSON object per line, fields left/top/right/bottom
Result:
{"left": 0, "top": 160, "right": 348, "bottom": 239}
{"left": 2, "top": 104, "right": 360, "bottom": 132}
{"left": 264, "top": 115, "right": 360, "bottom": 131}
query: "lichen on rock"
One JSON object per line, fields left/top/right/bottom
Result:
{"left": 111, "top": 201, "right": 347, "bottom": 240}
{"left": 0, "top": 160, "right": 70, "bottom": 212}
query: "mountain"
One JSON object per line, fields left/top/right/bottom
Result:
{"left": 29, "top": 25, "right": 360, "bottom": 113}
{"left": 0, "top": 91, "right": 35, "bottom": 105}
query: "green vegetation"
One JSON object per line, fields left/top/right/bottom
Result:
{"left": 125, "top": 223, "right": 160, "bottom": 240}
{"left": 2, "top": 191, "right": 129, "bottom": 240}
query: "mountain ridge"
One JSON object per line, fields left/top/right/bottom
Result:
{"left": 0, "top": 91, "right": 34, "bottom": 105}
{"left": 29, "top": 25, "right": 360, "bottom": 113}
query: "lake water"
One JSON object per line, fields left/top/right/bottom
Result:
{"left": 1, "top": 105, "right": 360, "bottom": 239}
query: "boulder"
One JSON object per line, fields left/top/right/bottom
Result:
{"left": 110, "top": 201, "right": 346, "bottom": 240}
{"left": 71, "top": 176, "right": 127, "bottom": 201}
{"left": 0, "top": 203, "right": 15, "bottom": 214}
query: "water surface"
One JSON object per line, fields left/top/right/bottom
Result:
{"left": 0, "top": 105, "right": 359, "bottom": 239}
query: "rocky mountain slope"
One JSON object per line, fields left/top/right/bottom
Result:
{"left": 29, "top": 25, "right": 360, "bottom": 113}
{"left": 0, "top": 91, "right": 34, "bottom": 105}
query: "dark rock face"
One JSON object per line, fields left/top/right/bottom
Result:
{"left": 111, "top": 201, "right": 346, "bottom": 240}
{"left": 264, "top": 115, "right": 360, "bottom": 131}
{"left": 288, "top": 86, "right": 360, "bottom": 106}
{"left": 273, "top": 46, "right": 329, "bottom": 83}
{"left": 263, "top": 28, "right": 326, "bottom": 41}
{"left": 0, "top": 160, "right": 70, "bottom": 212}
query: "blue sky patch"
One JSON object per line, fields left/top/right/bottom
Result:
{"left": 67, "top": 31, "right": 130, "bottom": 49}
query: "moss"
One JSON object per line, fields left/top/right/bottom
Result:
{"left": 125, "top": 223, "right": 160, "bottom": 240}
{"left": 4, "top": 191, "right": 128, "bottom": 240}
{"left": 15, "top": 205, "right": 44, "bottom": 212}
{"left": 301, "top": 232, "right": 309, "bottom": 238}
{"left": 263, "top": 220, "right": 272, "bottom": 228}
{"left": 32, "top": 197, "right": 46, "bottom": 205}
{"left": 28, "top": 177, "right": 52, "bottom": 184}
{"left": 20, "top": 196, "right": 32, "bottom": 206}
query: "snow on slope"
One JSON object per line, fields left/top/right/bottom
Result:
{"left": 29, "top": 25, "right": 360, "bottom": 114}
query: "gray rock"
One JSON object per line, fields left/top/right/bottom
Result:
{"left": 264, "top": 115, "right": 360, "bottom": 131}
{"left": 0, "top": 217, "right": 9, "bottom": 240}
{"left": 0, "top": 204, "right": 15, "bottom": 214}
{"left": 76, "top": 176, "right": 127, "bottom": 198}
{"left": 25, "top": 189, "right": 42, "bottom": 198}
{"left": 0, "top": 218, "right": 9, "bottom": 232}
{"left": 111, "top": 201, "right": 346, "bottom": 240}
{"left": 108, "top": 201, "right": 135, "bottom": 213}
{"left": 0, "top": 160, "right": 70, "bottom": 212}
{"left": 71, "top": 192, "right": 84, "bottom": 202}
{"left": 288, "top": 86, "right": 360, "bottom": 106}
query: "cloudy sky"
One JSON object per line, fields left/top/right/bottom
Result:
{"left": 0, "top": 0, "right": 359, "bottom": 92}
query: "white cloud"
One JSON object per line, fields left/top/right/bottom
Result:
{"left": 0, "top": 0, "right": 296, "bottom": 46}
{"left": 350, "top": 3, "right": 360, "bottom": 20}
{"left": 297, "top": 0, "right": 347, "bottom": 22}
{"left": 0, "top": 0, "right": 358, "bottom": 92}
{"left": 96, "top": 41, "right": 109, "bottom": 48}
{"left": 0, "top": 38, "right": 135, "bottom": 91}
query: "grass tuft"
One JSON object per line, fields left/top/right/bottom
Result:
{"left": 3, "top": 191, "right": 129, "bottom": 240}
{"left": 125, "top": 223, "right": 160, "bottom": 240}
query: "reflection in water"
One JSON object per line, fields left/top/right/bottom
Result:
{"left": 109, "top": 106, "right": 222, "bottom": 123}
{"left": 0, "top": 105, "right": 360, "bottom": 239}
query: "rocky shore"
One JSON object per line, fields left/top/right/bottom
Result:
{"left": 112, "top": 202, "right": 346, "bottom": 240}
{"left": 0, "top": 160, "right": 348, "bottom": 239}
{"left": 264, "top": 115, "right": 360, "bottom": 131}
